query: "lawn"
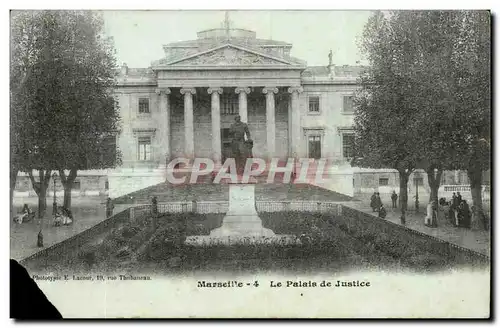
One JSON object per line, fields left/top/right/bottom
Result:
{"left": 26, "top": 211, "right": 474, "bottom": 276}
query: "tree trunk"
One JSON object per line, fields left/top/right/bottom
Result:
{"left": 468, "top": 167, "right": 486, "bottom": 230}
{"left": 28, "top": 169, "right": 52, "bottom": 219}
{"left": 59, "top": 169, "right": 77, "bottom": 210}
{"left": 10, "top": 167, "right": 18, "bottom": 218}
{"left": 398, "top": 169, "right": 411, "bottom": 223}
{"left": 426, "top": 167, "right": 443, "bottom": 206}
{"left": 38, "top": 184, "right": 47, "bottom": 219}
{"left": 399, "top": 172, "right": 409, "bottom": 213}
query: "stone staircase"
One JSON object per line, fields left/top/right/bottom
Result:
{"left": 112, "top": 183, "right": 354, "bottom": 205}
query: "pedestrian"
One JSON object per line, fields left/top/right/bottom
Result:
{"left": 431, "top": 200, "right": 438, "bottom": 227}
{"left": 375, "top": 192, "right": 382, "bottom": 212}
{"left": 106, "top": 197, "right": 114, "bottom": 218}
{"left": 451, "top": 192, "right": 458, "bottom": 208}
{"left": 424, "top": 201, "right": 438, "bottom": 227}
{"left": 370, "top": 192, "right": 377, "bottom": 212}
{"left": 459, "top": 200, "right": 471, "bottom": 228}
{"left": 424, "top": 202, "right": 433, "bottom": 227}
{"left": 378, "top": 204, "right": 387, "bottom": 219}
{"left": 457, "top": 192, "right": 462, "bottom": 204}
{"left": 37, "top": 230, "right": 44, "bottom": 247}
{"left": 439, "top": 198, "right": 450, "bottom": 224}
{"left": 391, "top": 191, "right": 398, "bottom": 208}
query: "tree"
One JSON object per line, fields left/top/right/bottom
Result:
{"left": 452, "top": 11, "right": 491, "bottom": 229}
{"left": 354, "top": 11, "right": 491, "bottom": 230}
{"left": 45, "top": 11, "right": 121, "bottom": 209}
{"left": 11, "top": 11, "right": 55, "bottom": 218}
{"left": 352, "top": 11, "right": 422, "bottom": 218}
{"left": 409, "top": 11, "right": 490, "bottom": 227}
{"left": 405, "top": 11, "right": 465, "bottom": 207}
{"left": 10, "top": 10, "right": 121, "bottom": 217}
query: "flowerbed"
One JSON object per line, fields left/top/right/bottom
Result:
{"left": 32, "top": 211, "right": 470, "bottom": 274}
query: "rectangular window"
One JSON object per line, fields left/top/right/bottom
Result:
{"left": 138, "top": 98, "right": 150, "bottom": 114}
{"left": 308, "top": 135, "right": 321, "bottom": 159}
{"left": 342, "top": 133, "right": 355, "bottom": 159}
{"left": 138, "top": 136, "right": 152, "bottom": 161}
{"left": 221, "top": 94, "right": 239, "bottom": 115}
{"left": 308, "top": 96, "right": 320, "bottom": 113}
{"left": 343, "top": 95, "right": 354, "bottom": 113}
{"left": 379, "top": 178, "right": 389, "bottom": 186}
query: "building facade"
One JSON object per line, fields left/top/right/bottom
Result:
{"left": 104, "top": 22, "right": 362, "bottom": 197}
{"left": 14, "top": 19, "right": 487, "bottom": 200}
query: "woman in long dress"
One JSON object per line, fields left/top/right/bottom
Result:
{"left": 424, "top": 202, "right": 433, "bottom": 226}
{"left": 370, "top": 192, "right": 377, "bottom": 212}
{"left": 459, "top": 200, "right": 471, "bottom": 228}
{"left": 425, "top": 201, "right": 438, "bottom": 227}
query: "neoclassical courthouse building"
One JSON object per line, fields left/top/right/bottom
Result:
{"left": 14, "top": 18, "right": 479, "bottom": 199}
{"left": 108, "top": 21, "right": 363, "bottom": 197}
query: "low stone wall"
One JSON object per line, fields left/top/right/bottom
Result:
{"left": 339, "top": 205, "right": 489, "bottom": 266}
{"left": 20, "top": 209, "right": 133, "bottom": 267}
{"left": 14, "top": 172, "right": 110, "bottom": 197}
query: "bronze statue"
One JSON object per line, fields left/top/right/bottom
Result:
{"left": 229, "top": 115, "right": 253, "bottom": 175}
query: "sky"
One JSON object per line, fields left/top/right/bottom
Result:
{"left": 101, "top": 10, "right": 373, "bottom": 68}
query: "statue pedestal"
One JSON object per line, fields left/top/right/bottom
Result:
{"left": 184, "top": 183, "right": 300, "bottom": 245}
{"left": 210, "top": 184, "right": 275, "bottom": 237}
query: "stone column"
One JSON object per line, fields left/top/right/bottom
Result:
{"left": 155, "top": 87, "right": 171, "bottom": 167}
{"left": 288, "top": 86, "right": 303, "bottom": 158}
{"left": 235, "top": 87, "right": 251, "bottom": 123}
{"left": 180, "top": 88, "right": 196, "bottom": 159}
{"left": 263, "top": 87, "right": 278, "bottom": 159}
{"left": 208, "top": 87, "right": 223, "bottom": 165}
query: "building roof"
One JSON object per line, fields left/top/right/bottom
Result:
{"left": 301, "top": 65, "right": 367, "bottom": 78}
{"left": 158, "top": 40, "right": 305, "bottom": 66}
{"left": 165, "top": 38, "right": 291, "bottom": 48}
{"left": 155, "top": 16, "right": 301, "bottom": 67}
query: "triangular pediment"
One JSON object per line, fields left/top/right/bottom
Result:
{"left": 165, "top": 44, "right": 294, "bottom": 67}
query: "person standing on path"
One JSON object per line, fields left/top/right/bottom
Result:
{"left": 391, "top": 191, "right": 398, "bottom": 209}
{"left": 431, "top": 200, "right": 438, "bottom": 227}
{"left": 375, "top": 192, "right": 382, "bottom": 212}
{"left": 370, "top": 192, "right": 377, "bottom": 212}
{"left": 451, "top": 192, "right": 458, "bottom": 208}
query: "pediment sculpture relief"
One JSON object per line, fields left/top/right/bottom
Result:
{"left": 171, "top": 46, "right": 288, "bottom": 66}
